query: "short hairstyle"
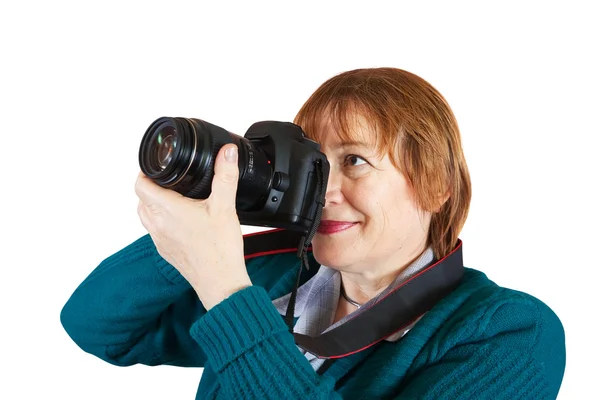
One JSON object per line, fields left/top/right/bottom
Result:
{"left": 294, "top": 68, "right": 471, "bottom": 259}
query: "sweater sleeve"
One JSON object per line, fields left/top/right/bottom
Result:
{"left": 60, "top": 234, "right": 208, "bottom": 367}
{"left": 191, "top": 285, "right": 341, "bottom": 399}
{"left": 396, "top": 291, "right": 566, "bottom": 400}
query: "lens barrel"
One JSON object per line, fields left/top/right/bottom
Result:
{"left": 139, "top": 117, "right": 273, "bottom": 211}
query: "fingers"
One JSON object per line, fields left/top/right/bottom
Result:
{"left": 209, "top": 144, "right": 239, "bottom": 211}
{"left": 135, "top": 143, "right": 239, "bottom": 215}
{"left": 137, "top": 199, "right": 151, "bottom": 231}
{"left": 135, "top": 171, "right": 181, "bottom": 206}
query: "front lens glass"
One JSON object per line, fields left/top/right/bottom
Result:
{"left": 155, "top": 126, "right": 178, "bottom": 170}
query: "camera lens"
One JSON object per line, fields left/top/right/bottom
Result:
{"left": 139, "top": 117, "right": 273, "bottom": 211}
{"left": 155, "top": 126, "right": 177, "bottom": 170}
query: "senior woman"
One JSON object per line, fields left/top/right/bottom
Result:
{"left": 61, "top": 68, "right": 566, "bottom": 399}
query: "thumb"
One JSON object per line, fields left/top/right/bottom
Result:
{"left": 209, "top": 144, "right": 240, "bottom": 208}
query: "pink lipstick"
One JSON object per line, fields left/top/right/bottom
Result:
{"left": 317, "top": 220, "right": 358, "bottom": 234}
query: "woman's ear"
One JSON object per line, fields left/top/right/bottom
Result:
{"left": 433, "top": 188, "right": 451, "bottom": 213}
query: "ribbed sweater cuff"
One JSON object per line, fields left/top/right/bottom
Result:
{"left": 190, "top": 286, "right": 289, "bottom": 372}
{"left": 149, "top": 251, "right": 185, "bottom": 288}
{"left": 122, "top": 234, "right": 188, "bottom": 286}
{"left": 155, "top": 253, "right": 187, "bottom": 285}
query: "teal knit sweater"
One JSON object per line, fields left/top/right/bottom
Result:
{"left": 60, "top": 234, "right": 566, "bottom": 399}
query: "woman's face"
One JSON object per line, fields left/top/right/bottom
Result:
{"left": 311, "top": 115, "right": 432, "bottom": 276}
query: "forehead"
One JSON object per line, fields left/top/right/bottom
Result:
{"left": 315, "top": 112, "right": 379, "bottom": 151}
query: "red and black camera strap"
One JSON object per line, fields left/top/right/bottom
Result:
{"left": 243, "top": 228, "right": 464, "bottom": 373}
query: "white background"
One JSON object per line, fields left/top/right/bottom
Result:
{"left": 1, "top": 1, "right": 597, "bottom": 399}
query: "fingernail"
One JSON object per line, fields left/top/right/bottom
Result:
{"left": 225, "top": 146, "right": 237, "bottom": 162}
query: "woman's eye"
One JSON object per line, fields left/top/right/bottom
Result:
{"left": 344, "top": 155, "right": 367, "bottom": 167}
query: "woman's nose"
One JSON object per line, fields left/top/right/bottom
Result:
{"left": 324, "top": 168, "right": 343, "bottom": 206}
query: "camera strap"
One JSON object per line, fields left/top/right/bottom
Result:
{"left": 243, "top": 228, "right": 464, "bottom": 362}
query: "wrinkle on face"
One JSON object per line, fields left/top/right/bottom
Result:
{"left": 311, "top": 113, "right": 432, "bottom": 300}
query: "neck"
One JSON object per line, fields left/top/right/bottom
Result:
{"left": 340, "top": 282, "right": 364, "bottom": 307}
{"left": 339, "top": 241, "right": 430, "bottom": 306}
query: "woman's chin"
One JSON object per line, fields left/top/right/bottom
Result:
{"left": 311, "top": 243, "right": 351, "bottom": 269}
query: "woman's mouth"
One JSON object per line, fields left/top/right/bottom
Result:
{"left": 317, "top": 221, "right": 359, "bottom": 235}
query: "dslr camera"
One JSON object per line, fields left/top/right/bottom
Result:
{"left": 138, "top": 117, "right": 329, "bottom": 233}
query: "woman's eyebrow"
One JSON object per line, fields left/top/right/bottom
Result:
{"left": 337, "top": 140, "right": 371, "bottom": 149}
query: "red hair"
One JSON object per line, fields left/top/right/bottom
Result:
{"left": 294, "top": 68, "right": 471, "bottom": 259}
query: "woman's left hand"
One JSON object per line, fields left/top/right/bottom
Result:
{"left": 134, "top": 144, "right": 252, "bottom": 310}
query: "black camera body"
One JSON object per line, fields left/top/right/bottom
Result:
{"left": 139, "top": 117, "right": 329, "bottom": 233}
{"left": 238, "top": 121, "right": 329, "bottom": 232}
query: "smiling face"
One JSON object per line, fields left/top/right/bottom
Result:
{"left": 295, "top": 67, "right": 471, "bottom": 265}
{"left": 311, "top": 114, "right": 432, "bottom": 277}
